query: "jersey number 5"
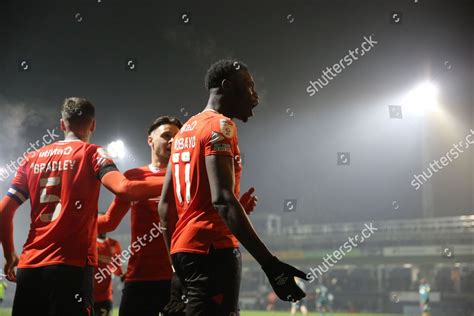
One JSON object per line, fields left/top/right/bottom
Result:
{"left": 39, "top": 176, "right": 62, "bottom": 223}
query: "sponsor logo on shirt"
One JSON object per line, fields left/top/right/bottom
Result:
{"left": 212, "top": 143, "right": 231, "bottom": 152}
{"left": 182, "top": 121, "right": 197, "bottom": 132}
{"left": 38, "top": 146, "right": 73, "bottom": 158}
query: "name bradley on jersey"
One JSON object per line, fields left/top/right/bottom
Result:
{"left": 31, "top": 160, "right": 77, "bottom": 174}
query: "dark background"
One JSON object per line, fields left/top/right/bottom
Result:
{"left": 0, "top": 0, "right": 473, "bottom": 241}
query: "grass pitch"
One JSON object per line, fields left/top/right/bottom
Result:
{"left": 0, "top": 308, "right": 404, "bottom": 316}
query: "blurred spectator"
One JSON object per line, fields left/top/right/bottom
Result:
{"left": 266, "top": 291, "right": 277, "bottom": 311}
{"left": 419, "top": 278, "right": 431, "bottom": 316}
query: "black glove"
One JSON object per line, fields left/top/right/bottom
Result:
{"left": 163, "top": 273, "right": 186, "bottom": 315}
{"left": 261, "top": 256, "right": 308, "bottom": 302}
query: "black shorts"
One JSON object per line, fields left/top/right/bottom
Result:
{"left": 94, "top": 300, "right": 112, "bottom": 316}
{"left": 13, "top": 264, "right": 93, "bottom": 316}
{"left": 172, "top": 247, "right": 242, "bottom": 316}
{"left": 118, "top": 280, "right": 170, "bottom": 316}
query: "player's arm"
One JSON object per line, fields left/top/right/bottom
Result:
{"left": 205, "top": 155, "right": 272, "bottom": 265}
{"left": 0, "top": 161, "right": 29, "bottom": 282}
{"left": 91, "top": 147, "right": 163, "bottom": 201}
{"left": 0, "top": 189, "right": 27, "bottom": 282}
{"left": 97, "top": 197, "right": 131, "bottom": 233}
{"left": 0, "top": 195, "right": 21, "bottom": 281}
{"left": 112, "top": 240, "right": 124, "bottom": 276}
{"left": 157, "top": 164, "right": 178, "bottom": 258}
{"left": 100, "top": 170, "right": 164, "bottom": 201}
{"left": 206, "top": 155, "right": 308, "bottom": 302}
{"left": 158, "top": 165, "right": 186, "bottom": 314}
{"left": 158, "top": 164, "right": 186, "bottom": 315}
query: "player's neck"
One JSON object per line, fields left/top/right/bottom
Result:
{"left": 64, "top": 131, "right": 89, "bottom": 143}
{"left": 206, "top": 94, "right": 233, "bottom": 118}
{"left": 150, "top": 156, "right": 167, "bottom": 171}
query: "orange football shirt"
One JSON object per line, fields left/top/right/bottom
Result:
{"left": 170, "top": 110, "right": 242, "bottom": 255}
{"left": 93, "top": 237, "right": 123, "bottom": 302}
{"left": 97, "top": 165, "right": 172, "bottom": 282}
{"left": 8, "top": 140, "right": 115, "bottom": 268}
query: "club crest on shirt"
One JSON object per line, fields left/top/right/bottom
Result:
{"left": 219, "top": 119, "right": 234, "bottom": 139}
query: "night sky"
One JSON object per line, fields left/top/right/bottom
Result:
{"left": 1, "top": 0, "right": 473, "bottom": 242}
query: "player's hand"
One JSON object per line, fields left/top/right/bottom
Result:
{"left": 4, "top": 252, "right": 19, "bottom": 282}
{"left": 163, "top": 273, "right": 186, "bottom": 315}
{"left": 261, "top": 256, "right": 308, "bottom": 302}
{"left": 240, "top": 187, "right": 258, "bottom": 215}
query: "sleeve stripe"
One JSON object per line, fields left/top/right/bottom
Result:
{"left": 10, "top": 185, "right": 29, "bottom": 200}
{"left": 8, "top": 187, "right": 28, "bottom": 203}
{"left": 7, "top": 192, "right": 25, "bottom": 205}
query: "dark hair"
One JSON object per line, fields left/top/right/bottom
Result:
{"left": 147, "top": 116, "right": 183, "bottom": 135}
{"left": 61, "top": 97, "right": 95, "bottom": 127}
{"left": 204, "top": 59, "right": 248, "bottom": 90}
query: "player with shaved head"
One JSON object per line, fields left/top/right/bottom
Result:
{"left": 159, "top": 60, "right": 307, "bottom": 315}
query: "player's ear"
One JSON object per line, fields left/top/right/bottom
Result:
{"left": 147, "top": 134, "right": 153, "bottom": 147}
{"left": 221, "top": 78, "right": 232, "bottom": 92}
{"left": 90, "top": 119, "right": 96, "bottom": 133}
{"left": 60, "top": 119, "right": 66, "bottom": 132}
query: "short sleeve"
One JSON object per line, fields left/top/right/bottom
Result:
{"left": 90, "top": 145, "right": 118, "bottom": 179}
{"left": 7, "top": 160, "right": 30, "bottom": 205}
{"left": 204, "top": 116, "right": 237, "bottom": 157}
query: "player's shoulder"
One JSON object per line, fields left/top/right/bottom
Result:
{"left": 23, "top": 149, "right": 38, "bottom": 162}
{"left": 208, "top": 111, "right": 234, "bottom": 124}
{"left": 83, "top": 142, "right": 103, "bottom": 152}
{"left": 210, "top": 114, "right": 236, "bottom": 139}
{"left": 84, "top": 143, "right": 115, "bottom": 160}
{"left": 180, "top": 111, "right": 236, "bottom": 141}
{"left": 195, "top": 111, "right": 236, "bottom": 135}
{"left": 193, "top": 110, "right": 234, "bottom": 126}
